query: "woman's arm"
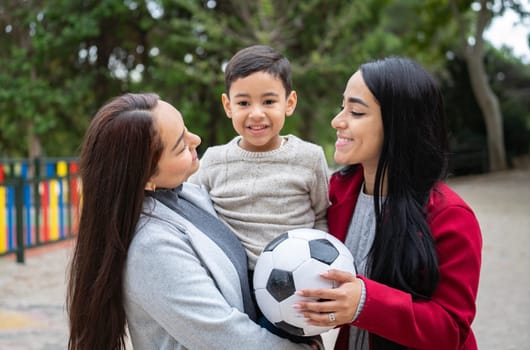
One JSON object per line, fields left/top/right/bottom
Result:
{"left": 298, "top": 205, "right": 481, "bottom": 349}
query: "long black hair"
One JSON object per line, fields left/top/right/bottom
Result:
{"left": 344, "top": 57, "right": 448, "bottom": 349}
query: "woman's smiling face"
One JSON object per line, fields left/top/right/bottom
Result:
{"left": 148, "top": 100, "right": 201, "bottom": 189}
{"left": 331, "top": 70, "right": 384, "bottom": 174}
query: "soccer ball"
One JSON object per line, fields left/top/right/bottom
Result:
{"left": 253, "top": 228, "right": 356, "bottom": 337}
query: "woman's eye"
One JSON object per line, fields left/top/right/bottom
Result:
{"left": 351, "top": 111, "right": 364, "bottom": 116}
{"left": 178, "top": 144, "right": 189, "bottom": 154}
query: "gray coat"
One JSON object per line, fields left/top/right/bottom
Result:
{"left": 124, "top": 183, "right": 311, "bottom": 350}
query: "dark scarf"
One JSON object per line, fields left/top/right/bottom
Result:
{"left": 147, "top": 186, "right": 257, "bottom": 321}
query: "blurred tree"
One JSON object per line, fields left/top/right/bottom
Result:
{"left": 449, "top": 0, "right": 528, "bottom": 171}
{"left": 0, "top": 0, "right": 160, "bottom": 157}
{"left": 486, "top": 46, "right": 530, "bottom": 164}
{"left": 0, "top": 0, "right": 528, "bottom": 176}
{"left": 439, "top": 46, "right": 530, "bottom": 174}
{"left": 0, "top": 0, "right": 51, "bottom": 159}
{"left": 379, "top": 0, "right": 528, "bottom": 172}
{"left": 143, "top": 0, "right": 393, "bottom": 158}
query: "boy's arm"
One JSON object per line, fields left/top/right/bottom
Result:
{"left": 311, "top": 148, "right": 330, "bottom": 232}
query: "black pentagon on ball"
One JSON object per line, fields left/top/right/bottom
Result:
{"left": 263, "top": 232, "right": 289, "bottom": 252}
{"left": 266, "top": 268, "right": 295, "bottom": 302}
{"left": 275, "top": 321, "right": 306, "bottom": 336}
{"left": 308, "top": 239, "right": 339, "bottom": 265}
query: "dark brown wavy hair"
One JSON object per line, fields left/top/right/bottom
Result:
{"left": 67, "top": 93, "right": 164, "bottom": 350}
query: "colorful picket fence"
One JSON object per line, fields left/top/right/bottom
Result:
{"left": 0, "top": 158, "right": 80, "bottom": 263}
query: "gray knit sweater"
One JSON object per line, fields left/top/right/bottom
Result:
{"left": 188, "top": 134, "right": 330, "bottom": 268}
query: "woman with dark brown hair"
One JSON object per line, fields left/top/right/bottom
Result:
{"left": 67, "top": 93, "right": 319, "bottom": 350}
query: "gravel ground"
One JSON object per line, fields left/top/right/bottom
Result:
{"left": 0, "top": 168, "right": 528, "bottom": 349}
{"left": 448, "top": 169, "right": 530, "bottom": 350}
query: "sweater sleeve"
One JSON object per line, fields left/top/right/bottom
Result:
{"left": 311, "top": 147, "right": 330, "bottom": 232}
{"left": 124, "top": 220, "right": 311, "bottom": 350}
{"left": 351, "top": 204, "right": 482, "bottom": 349}
{"left": 187, "top": 147, "right": 213, "bottom": 191}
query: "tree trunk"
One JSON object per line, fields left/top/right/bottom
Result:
{"left": 28, "top": 125, "right": 42, "bottom": 160}
{"left": 464, "top": 49, "right": 507, "bottom": 171}
{"left": 450, "top": 0, "right": 508, "bottom": 172}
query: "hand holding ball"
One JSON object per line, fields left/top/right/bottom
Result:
{"left": 253, "top": 228, "right": 356, "bottom": 336}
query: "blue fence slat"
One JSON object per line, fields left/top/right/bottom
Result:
{"left": 22, "top": 163, "right": 32, "bottom": 246}
{"left": 7, "top": 186, "right": 14, "bottom": 250}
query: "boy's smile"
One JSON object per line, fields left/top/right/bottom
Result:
{"left": 247, "top": 123, "right": 270, "bottom": 135}
{"left": 222, "top": 71, "right": 297, "bottom": 152}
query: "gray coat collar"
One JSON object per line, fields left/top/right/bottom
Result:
{"left": 142, "top": 183, "right": 245, "bottom": 312}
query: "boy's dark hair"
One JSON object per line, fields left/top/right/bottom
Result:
{"left": 224, "top": 45, "right": 292, "bottom": 96}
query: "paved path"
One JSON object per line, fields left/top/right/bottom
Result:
{"left": 0, "top": 168, "right": 528, "bottom": 349}
{"left": 448, "top": 169, "right": 530, "bottom": 350}
{"left": 0, "top": 240, "right": 72, "bottom": 350}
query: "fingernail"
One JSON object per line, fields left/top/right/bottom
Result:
{"left": 292, "top": 304, "right": 301, "bottom": 309}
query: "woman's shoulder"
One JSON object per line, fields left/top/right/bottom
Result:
{"left": 136, "top": 198, "right": 187, "bottom": 241}
{"left": 180, "top": 183, "right": 217, "bottom": 216}
{"left": 430, "top": 182, "right": 470, "bottom": 208}
{"left": 330, "top": 165, "right": 363, "bottom": 187}
{"left": 426, "top": 181, "right": 478, "bottom": 225}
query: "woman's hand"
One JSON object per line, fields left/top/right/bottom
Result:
{"left": 295, "top": 269, "right": 362, "bottom": 327}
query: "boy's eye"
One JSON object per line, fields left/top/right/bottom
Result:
{"left": 264, "top": 99, "right": 276, "bottom": 105}
{"left": 237, "top": 101, "right": 249, "bottom": 106}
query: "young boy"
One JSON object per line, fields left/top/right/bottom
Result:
{"left": 188, "top": 45, "right": 330, "bottom": 270}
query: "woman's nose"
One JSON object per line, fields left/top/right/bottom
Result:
{"left": 331, "top": 113, "right": 343, "bottom": 129}
{"left": 189, "top": 132, "right": 201, "bottom": 147}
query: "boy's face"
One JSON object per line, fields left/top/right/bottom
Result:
{"left": 222, "top": 71, "right": 297, "bottom": 152}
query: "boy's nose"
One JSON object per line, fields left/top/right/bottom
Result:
{"left": 249, "top": 105, "right": 265, "bottom": 118}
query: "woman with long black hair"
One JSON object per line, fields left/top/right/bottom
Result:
{"left": 297, "top": 57, "right": 482, "bottom": 350}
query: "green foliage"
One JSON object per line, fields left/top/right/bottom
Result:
{"left": 0, "top": 0, "right": 528, "bottom": 171}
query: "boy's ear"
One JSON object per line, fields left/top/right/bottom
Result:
{"left": 285, "top": 90, "right": 297, "bottom": 117}
{"left": 221, "top": 93, "right": 232, "bottom": 118}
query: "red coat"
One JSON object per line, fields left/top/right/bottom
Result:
{"left": 328, "top": 166, "right": 482, "bottom": 350}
